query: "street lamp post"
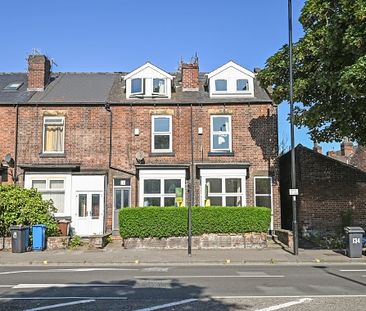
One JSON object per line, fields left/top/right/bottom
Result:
{"left": 288, "top": 0, "right": 298, "bottom": 255}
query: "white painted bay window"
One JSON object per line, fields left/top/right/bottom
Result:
{"left": 139, "top": 170, "right": 185, "bottom": 207}
{"left": 211, "top": 115, "right": 232, "bottom": 152}
{"left": 31, "top": 178, "right": 65, "bottom": 213}
{"left": 152, "top": 115, "right": 172, "bottom": 152}
{"left": 201, "top": 169, "right": 246, "bottom": 206}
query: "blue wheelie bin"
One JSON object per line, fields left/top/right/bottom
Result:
{"left": 32, "top": 224, "right": 47, "bottom": 251}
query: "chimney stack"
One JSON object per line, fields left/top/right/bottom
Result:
{"left": 27, "top": 54, "right": 51, "bottom": 91}
{"left": 181, "top": 62, "right": 199, "bottom": 91}
{"left": 313, "top": 142, "right": 322, "bottom": 154}
{"left": 341, "top": 137, "right": 353, "bottom": 157}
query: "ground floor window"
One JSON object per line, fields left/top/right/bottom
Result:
{"left": 31, "top": 178, "right": 65, "bottom": 213}
{"left": 139, "top": 169, "right": 186, "bottom": 207}
{"left": 254, "top": 176, "right": 272, "bottom": 208}
{"left": 201, "top": 169, "right": 246, "bottom": 206}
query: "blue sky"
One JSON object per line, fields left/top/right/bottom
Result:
{"left": 0, "top": 0, "right": 338, "bottom": 153}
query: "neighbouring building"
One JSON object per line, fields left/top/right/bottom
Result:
{"left": 0, "top": 72, "right": 34, "bottom": 184}
{"left": 280, "top": 144, "right": 366, "bottom": 235}
{"left": 5, "top": 53, "right": 280, "bottom": 237}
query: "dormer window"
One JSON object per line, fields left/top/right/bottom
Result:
{"left": 207, "top": 61, "right": 255, "bottom": 98}
{"left": 153, "top": 78, "right": 166, "bottom": 94}
{"left": 215, "top": 79, "right": 227, "bottom": 92}
{"left": 131, "top": 78, "right": 143, "bottom": 94}
{"left": 124, "top": 62, "right": 173, "bottom": 99}
{"left": 236, "top": 79, "right": 249, "bottom": 91}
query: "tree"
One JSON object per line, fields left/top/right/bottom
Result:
{"left": 258, "top": 0, "right": 366, "bottom": 144}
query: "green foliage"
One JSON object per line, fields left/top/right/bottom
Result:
{"left": 340, "top": 208, "right": 354, "bottom": 230}
{"left": 119, "top": 206, "right": 271, "bottom": 239}
{"left": 257, "top": 0, "right": 366, "bottom": 144}
{"left": 0, "top": 185, "right": 59, "bottom": 237}
{"left": 68, "top": 235, "right": 83, "bottom": 248}
{"left": 306, "top": 232, "right": 346, "bottom": 249}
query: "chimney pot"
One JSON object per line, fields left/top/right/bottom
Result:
{"left": 341, "top": 138, "right": 353, "bottom": 157}
{"left": 313, "top": 142, "right": 322, "bottom": 154}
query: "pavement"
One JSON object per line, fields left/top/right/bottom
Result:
{"left": 0, "top": 240, "right": 365, "bottom": 266}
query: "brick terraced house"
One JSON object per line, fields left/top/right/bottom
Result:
{"left": 2, "top": 54, "right": 280, "bottom": 236}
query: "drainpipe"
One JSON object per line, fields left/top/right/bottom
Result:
{"left": 13, "top": 103, "right": 19, "bottom": 185}
{"left": 104, "top": 102, "right": 135, "bottom": 176}
{"left": 188, "top": 103, "right": 194, "bottom": 255}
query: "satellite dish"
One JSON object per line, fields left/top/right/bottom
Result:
{"left": 136, "top": 151, "right": 145, "bottom": 164}
{"left": 4, "top": 153, "right": 14, "bottom": 168}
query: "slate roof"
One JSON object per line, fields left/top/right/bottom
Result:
{"left": 29, "top": 73, "right": 118, "bottom": 104}
{"left": 108, "top": 72, "right": 272, "bottom": 104}
{"left": 0, "top": 73, "right": 34, "bottom": 104}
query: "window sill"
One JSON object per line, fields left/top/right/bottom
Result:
{"left": 39, "top": 153, "right": 66, "bottom": 158}
{"left": 208, "top": 151, "right": 234, "bottom": 157}
{"left": 149, "top": 152, "right": 175, "bottom": 157}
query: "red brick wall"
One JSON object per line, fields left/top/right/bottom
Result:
{"left": 17, "top": 102, "right": 280, "bottom": 231}
{"left": 181, "top": 64, "right": 199, "bottom": 90}
{"left": 0, "top": 106, "right": 17, "bottom": 184}
{"left": 27, "top": 55, "right": 51, "bottom": 91}
{"left": 280, "top": 146, "right": 366, "bottom": 234}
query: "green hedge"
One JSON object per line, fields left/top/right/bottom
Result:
{"left": 0, "top": 185, "right": 59, "bottom": 237}
{"left": 119, "top": 206, "right": 270, "bottom": 239}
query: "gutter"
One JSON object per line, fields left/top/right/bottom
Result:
{"left": 104, "top": 102, "right": 135, "bottom": 176}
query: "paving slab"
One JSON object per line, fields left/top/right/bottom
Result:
{"left": 0, "top": 241, "right": 365, "bottom": 266}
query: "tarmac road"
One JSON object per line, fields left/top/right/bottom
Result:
{"left": 0, "top": 264, "right": 366, "bottom": 310}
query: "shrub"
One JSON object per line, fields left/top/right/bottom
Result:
{"left": 120, "top": 206, "right": 270, "bottom": 239}
{"left": 0, "top": 185, "right": 59, "bottom": 237}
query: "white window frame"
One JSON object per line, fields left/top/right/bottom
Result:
{"left": 139, "top": 169, "right": 186, "bottom": 207}
{"left": 151, "top": 115, "right": 172, "bottom": 153}
{"left": 215, "top": 79, "right": 228, "bottom": 92}
{"left": 254, "top": 176, "right": 273, "bottom": 231}
{"left": 131, "top": 78, "right": 144, "bottom": 94}
{"left": 210, "top": 115, "right": 232, "bottom": 152}
{"left": 236, "top": 79, "right": 249, "bottom": 92}
{"left": 30, "top": 177, "right": 66, "bottom": 215}
{"left": 152, "top": 78, "right": 167, "bottom": 95}
{"left": 200, "top": 169, "right": 246, "bottom": 206}
{"left": 43, "top": 116, "right": 65, "bottom": 154}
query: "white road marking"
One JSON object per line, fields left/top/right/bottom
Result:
{"left": 0, "top": 268, "right": 138, "bottom": 275}
{"left": 133, "top": 298, "right": 198, "bottom": 311}
{"left": 24, "top": 299, "right": 95, "bottom": 311}
{"left": 135, "top": 275, "right": 284, "bottom": 279}
{"left": 254, "top": 298, "right": 312, "bottom": 311}
{"left": 12, "top": 283, "right": 128, "bottom": 289}
{"left": 340, "top": 269, "right": 366, "bottom": 272}
{"left": 0, "top": 285, "right": 12, "bottom": 288}
{"left": 142, "top": 267, "right": 169, "bottom": 272}
{"left": 212, "top": 295, "right": 366, "bottom": 298}
{"left": 0, "top": 297, "right": 127, "bottom": 301}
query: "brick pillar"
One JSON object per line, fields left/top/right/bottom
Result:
{"left": 181, "top": 63, "right": 199, "bottom": 91}
{"left": 27, "top": 54, "right": 51, "bottom": 91}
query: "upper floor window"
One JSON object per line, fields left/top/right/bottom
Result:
{"left": 153, "top": 78, "right": 166, "bottom": 94}
{"left": 254, "top": 177, "right": 272, "bottom": 209}
{"left": 125, "top": 62, "right": 173, "bottom": 99}
{"left": 211, "top": 115, "right": 232, "bottom": 152}
{"left": 215, "top": 79, "right": 227, "bottom": 92}
{"left": 43, "top": 116, "right": 64, "bottom": 153}
{"left": 131, "top": 78, "right": 143, "bottom": 94}
{"left": 152, "top": 115, "right": 172, "bottom": 152}
{"left": 236, "top": 79, "right": 249, "bottom": 91}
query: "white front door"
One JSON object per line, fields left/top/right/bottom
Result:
{"left": 75, "top": 191, "right": 104, "bottom": 236}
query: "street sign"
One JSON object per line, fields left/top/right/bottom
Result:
{"left": 289, "top": 188, "right": 299, "bottom": 196}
